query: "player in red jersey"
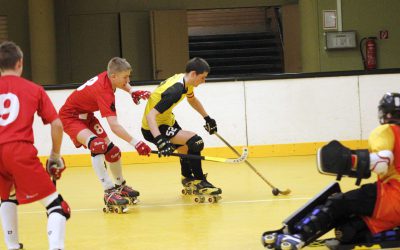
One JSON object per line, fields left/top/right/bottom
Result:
{"left": 0, "top": 41, "right": 69, "bottom": 250}
{"left": 59, "top": 57, "right": 151, "bottom": 210}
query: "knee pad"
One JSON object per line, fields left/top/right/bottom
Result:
{"left": 46, "top": 195, "right": 71, "bottom": 220}
{"left": 88, "top": 136, "right": 107, "bottom": 155}
{"left": 104, "top": 143, "right": 121, "bottom": 163}
{"left": 186, "top": 135, "right": 204, "bottom": 153}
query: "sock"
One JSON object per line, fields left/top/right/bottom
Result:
{"left": 40, "top": 192, "right": 66, "bottom": 250}
{"left": 47, "top": 213, "right": 66, "bottom": 250}
{"left": 91, "top": 154, "right": 114, "bottom": 190}
{"left": 0, "top": 201, "right": 20, "bottom": 249}
{"left": 108, "top": 160, "right": 125, "bottom": 185}
{"left": 180, "top": 157, "right": 193, "bottom": 178}
{"left": 188, "top": 150, "right": 204, "bottom": 179}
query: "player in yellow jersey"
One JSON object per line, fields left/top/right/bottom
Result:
{"left": 141, "top": 57, "right": 221, "bottom": 196}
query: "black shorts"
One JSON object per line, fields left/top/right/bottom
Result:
{"left": 141, "top": 121, "right": 182, "bottom": 147}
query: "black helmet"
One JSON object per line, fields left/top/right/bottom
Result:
{"left": 378, "top": 92, "right": 400, "bottom": 124}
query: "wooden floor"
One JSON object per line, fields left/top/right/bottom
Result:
{"left": 2, "top": 155, "right": 364, "bottom": 250}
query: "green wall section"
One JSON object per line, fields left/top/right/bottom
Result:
{"left": 0, "top": 0, "right": 31, "bottom": 79}
{"left": 301, "top": 0, "right": 400, "bottom": 72}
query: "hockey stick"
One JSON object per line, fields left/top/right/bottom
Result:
{"left": 150, "top": 148, "right": 248, "bottom": 164}
{"left": 214, "top": 132, "right": 291, "bottom": 196}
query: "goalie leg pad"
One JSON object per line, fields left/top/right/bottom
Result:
{"left": 284, "top": 182, "right": 341, "bottom": 234}
{"left": 104, "top": 143, "right": 121, "bottom": 163}
{"left": 335, "top": 217, "right": 370, "bottom": 243}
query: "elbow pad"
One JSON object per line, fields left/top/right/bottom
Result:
{"left": 370, "top": 150, "right": 393, "bottom": 175}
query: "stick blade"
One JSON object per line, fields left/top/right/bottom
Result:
{"left": 226, "top": 147, "right": 248, "bottom": 163}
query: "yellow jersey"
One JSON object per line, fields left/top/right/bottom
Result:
{"left": 142, "top": 73, "right": 194, "bottom": 129}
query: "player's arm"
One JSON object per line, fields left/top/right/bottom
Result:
{"left": 187, "top": 95, "right": 208, "bottom": 117}
{"left": 146, "top": 108, "right": 162, "bottom": 138}
{"left": 106, "top": 116, "right": 150, "bottom": 155}
{"left": 122, "top": 82, "right": 151, "bottom": 105}
{"left": 50, "top": 118, "right": 63, "bottom": 155}
{"left": 106, "top": 115, "right": 132, "bottom": 142}
{"left": 46, "top": 118, "right": 66, "bottom": 180}
{"left": 187, "top": 95, "right": 217, "bottom": 135}
{"left": 147, "top": 84, "right": 183, "bottom": 156}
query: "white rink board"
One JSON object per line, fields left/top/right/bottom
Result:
{"left": 245, "top": 76, "right": 360, "bottom": 145}
{"left": 358, "top": 74, "right": 400, "bottom": 139}
{"left": 32, "top": 73, "right": 400, "bottom": 156}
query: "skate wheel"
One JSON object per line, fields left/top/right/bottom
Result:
{"left": 194, "top": 197, "right": 200, "bottom": 203}
{"left": 181, "top": 189, "right": 187, "bottom": 195}
{"left": 103, "top": 207, "right": 107, "bottom": 213}
{"left": 208, "top": 197, "right": 214, "bottom": 203}
{"left": 115, "top": 207, "right": 120, "bottom": 213}
{"left": 281, "top": 241, "right": 292, "bottom": 250}
{"left": 187, "top": 190, "right": 192, "bottom": 195}
{"left": 199, "top": 196, "right": 205, "bottom": 203}
{"left": 263, "top": 235, "right": 275, "bottom": 244}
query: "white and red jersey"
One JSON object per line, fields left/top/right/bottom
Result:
{"left": 0, "top": 75, "right": 58, "bottom": 145}
{"left": 60, "top": 71, "right": 117, "bottom": 118}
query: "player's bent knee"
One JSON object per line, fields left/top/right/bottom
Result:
{"left": 46, "top": 195, "right": 71, "bottom": 220}
{"left": 88, "top": 136, "right": 107, "bottom": 155}
{"left": 104, "top": 143, "right": 121, "bottom": 162}
{"left": 186, "top": 135, "right": 204, "bottom": 152}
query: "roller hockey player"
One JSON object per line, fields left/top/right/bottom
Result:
{"left": 59, "top": 57, "right": 151, "bottom": 213}
{"left": 141, "top": 57, "right": 222, "bottom": 202}
{"left": 261, "top": 92, "right": 400, "bottom": 249}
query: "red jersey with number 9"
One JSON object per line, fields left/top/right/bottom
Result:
{"left": 60, "top": 71, "right": 117, "bottom": 118}
{"left": 0, "top": 75, "right": 58, "bottom": 145}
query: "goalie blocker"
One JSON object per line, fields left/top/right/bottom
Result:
{"left": 317, "top": 140, "right": 371, "bottom": 185}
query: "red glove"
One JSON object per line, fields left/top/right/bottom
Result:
{"left": 131, "top": 90, "right": 151, "bottom": 105}
{"left": 135, "top": 141, "right": 151, "bottom": 156}
{"left": 46, "top": 153, "right": 66, "bottom": 180}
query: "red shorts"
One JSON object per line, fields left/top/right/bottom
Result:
{"left": 60, "top": 112, "right": 108, "bottom": 148}
{"left": 0, "top": 142, "right": 56, "bottom": 204}
{"left": 363, "top": 179, "right": 400, "bottom": 233}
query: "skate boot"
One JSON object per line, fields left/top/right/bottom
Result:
{"left": 116, "top": 180, "right": 140, "bottom": 205}
{"left": 9, "top": 243, "right": 23, "bottom": 250}
{"left": 181, "top": 175, "right": 196, "bottom": 195}
{"left": 191, "top": 174, "right": 222, "bottom": 203}
{"left": 262, "top": 232, "right": 304, "bottom": 250}
{"left": 103, "top": 187, "right": 129, "bottom": 214}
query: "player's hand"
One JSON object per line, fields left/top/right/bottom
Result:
{"left": 154, "top": 135, "right": 175, "bottom": 157}
{"left": 131, "top": 90, "right": 151, "bottom": 105}
{"left": 204, "top": 116, "right": 217, "bottom": 135}
{"left": 46, "top": 152, "right": 66, "bottom": 180}
{"left": 135, "top": 141, "right": 151, "bottom": 156}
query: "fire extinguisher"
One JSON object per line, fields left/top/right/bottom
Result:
{"left": 360, "top": 37, "right": 377, "bottom": 70}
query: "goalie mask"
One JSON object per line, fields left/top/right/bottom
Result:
{"left": 378, "top": 92, "right": 400, "bottom": 125}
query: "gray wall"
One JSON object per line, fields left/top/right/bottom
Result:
{"left": 54, "top": 0, "right": 295, "bottom": 83}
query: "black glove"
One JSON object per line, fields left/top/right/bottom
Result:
{"left": 154, "top": 135, "right": 175, "bottom": 157}
{"left": 204, "top": 116, "right": 217, "bottom": 135}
